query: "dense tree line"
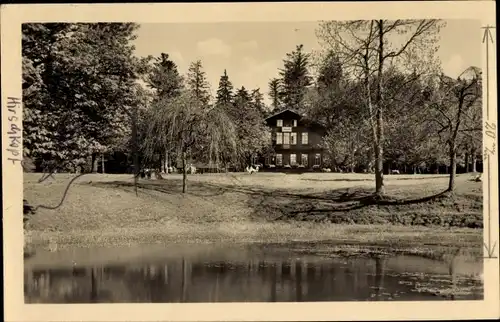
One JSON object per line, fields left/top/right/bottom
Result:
{"left": 22, "top": 21, "right": 482, "bottom": 195}
{"left": 22, "top": 23, "right": 144, "bottom": 174}
{"left": 264, "top": 20, "right": 482, "bottom": 194}
{"left": 22, "top": 23, "right": 273, "bottom": 192}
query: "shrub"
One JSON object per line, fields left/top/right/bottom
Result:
{"left": 22, "top": 158, "right": 37, "bottom": 173}
{"left": 23, "top": 199, "right": 36, "bottom": 228}
{"left": 288, "top": 209, "right": 481, "bottom": 228}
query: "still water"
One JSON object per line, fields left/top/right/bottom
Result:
{"left": 24, "top": 244, "right": 483, "bottom": 303}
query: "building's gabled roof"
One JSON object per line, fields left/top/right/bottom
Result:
{"left": 264, "top": 108, "right": 302, "bottom": 121}
{"left": 265, "top": 108, "right": 327, "bottom": 132}
{"left": 299, "top": 118, "right": 328, "bottom": 133}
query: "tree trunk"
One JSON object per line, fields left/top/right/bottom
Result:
{"left": 165, "top": 149, "right": 169, "bottom": 174}
{"left": 182, "top": 151, "right": 187, "bottom": 193}
{"left": 181, "top": 258, "right": 189, "bottom": 301}
{"left": 90, "top": 267, "right": 98, "bottom": 302}
{"left": 464, "top": 152, "right": 470, "bottom": 173}
{"left": 374, "top": 257, "right": 387, "bottom": 298}
{"left": 91, "top": 153, "right": 98, "bottom": 173}
{"left": 101, "top": 153, "right": 105, "bottom": 174}
{"left": 132, "top": 105, "right": 139, "bottom": 196}
{"left": 472, "top": 153, "right": 477, "bottom": 172}
{"left": 351, "top": 148, "right": 355, "bottom": 172}
{"left": 447, "top": 148, "right": 457, "bottom": 192}
{"left": 375, "top": 116, "right": 384, "bottom": 195}
{"left": 159, "top": 153, "right": 163, "bottom": 173}
{"left": 374, "top": 20, "right": 385, "bottom": 196}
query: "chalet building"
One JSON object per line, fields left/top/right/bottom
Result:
{"left": 262, "top": 109, "right": 327, "bottom": 171}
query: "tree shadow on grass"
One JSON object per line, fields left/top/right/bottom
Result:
{"left": 390, "top": 176, "right": 448, "bottom": 181}
{"left": 300, "top": 175, "right": 447, "bottom": 183}
{"left": 300, "top": 178, "right": 373, "bottom": 182}
{"left": 85, "top": 178, "right": 452, "bottom": 222}
{"left": 194, "top": 181, "right": 453, "bottom": 223}
{"left": 246, "top": 187, "right": 453, "bottom": 222}
{"left": 88, "top": 179, "right": 229, "bottom": 198}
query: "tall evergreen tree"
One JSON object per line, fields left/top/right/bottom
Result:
{"left": 250, "top": 88, "right": 266, "bottom": 117}
{"left": 187, "top": 60, "right": 211, "bottom": 105}
{"left": 311, "top": 50, "right": 349, "bottom": 128}
{"left": 227, "top": 86, "right": 270, "bottom": 168}
{"left": 278, "top": 44, "right": 312, "bottom": 114}
{"left": 146, "top": 53, "right": 183, "bottom": 101}
{"left": 216, "top": 69, "right": 234, "bottom": 107}
{"left": 235, "top": 86, "right": 251, "bottom": 104}
{"left": 317, "top": 50, "right": 343, "bottom": 93}
{"left": 268, "top": 78, "right": 281, "bottom": 112}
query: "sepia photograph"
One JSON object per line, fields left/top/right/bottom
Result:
{"left": 2, "top": 1, "right": 499, "bottom": 321}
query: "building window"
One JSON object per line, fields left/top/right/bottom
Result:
{"left": 277, "top": 119, "right": 283, "bottom": 127}
{"left": 276, "top": 154, "right": 283, "bottom": 166}
{"left": 293, "top": 120, "right": 297, "bottom": 127}
{"left": 290, "top": 154, "right": 297, "bottom": 166}
{"left": 276, "top": 132, "right": 283, "bottom": 144}
{"left": 314, "top": 153, "right": 321, "bottom": 166}
{"left": 301, "top": 154, "right": 308, "bottom": 166}
{"left": 302, "top": 132, "right": 309, "bottom": 145}
{"left": 283, "top": 133, "right": 290, "bottom": 145}
{"left": 290, "top": 133, "right": 297, "bottom": 145}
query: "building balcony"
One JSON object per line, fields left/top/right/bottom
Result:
{"left": 271, "top": 144, "right": 323, "bottom": 152}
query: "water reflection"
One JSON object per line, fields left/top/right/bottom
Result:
{"left": 24, "top": 251, "right": 483, "bottom": 303}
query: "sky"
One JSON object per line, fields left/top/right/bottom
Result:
{"left": 132, "top": 19, "right": 481, "bottom": 105}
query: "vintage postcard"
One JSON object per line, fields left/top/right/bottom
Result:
{"left": 2, "top": 1, "right": 499, "bottom": 321}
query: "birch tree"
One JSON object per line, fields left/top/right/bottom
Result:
{"left": 426, "top": 67, "right": 482, "bottom": 191}
{"left": 316, "top": 19, "right": 443, "bottom": 196}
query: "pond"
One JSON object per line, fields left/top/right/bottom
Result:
{"left": 24, "top": 243, "right": 483, "bottom": 303}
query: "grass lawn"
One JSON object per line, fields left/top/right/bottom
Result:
{"left": 23, "top": 171, "right": 483, "bottom": 258}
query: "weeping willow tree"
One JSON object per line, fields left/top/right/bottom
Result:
{"left": 142, "top": 91, "right": 238, "bottom": 193}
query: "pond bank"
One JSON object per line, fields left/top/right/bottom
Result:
{"left": 24, "top": 222, "right": 482, "bottom": 260}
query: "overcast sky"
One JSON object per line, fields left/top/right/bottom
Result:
{"left": 133, "top": 19, "right": 481, "bottom": 105}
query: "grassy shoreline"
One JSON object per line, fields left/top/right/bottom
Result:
{"left": 24, "top": 172, "right": 483, "bottom": 259}
{"left": 25, "top": 222, "right": 482, "bottom": 260}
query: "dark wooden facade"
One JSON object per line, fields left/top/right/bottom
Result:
{"left": 262, "top": 109, "right": 327, "bottom": 171}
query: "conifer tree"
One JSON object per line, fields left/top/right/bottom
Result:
{"left": 268, "top": 78, "right": 281, "bottom": 112}
{"left": 278, "top": 44, "right": 312, "bottom": 114}
{"left": 187, "top": 60, "right": 211, "bottom": 105}
{"left": 216, "top": 69, "right": 234, "bottom": 107}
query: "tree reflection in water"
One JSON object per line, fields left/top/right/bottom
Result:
{"left": 24, "top": 254, "right": 483, "bottom": 303}
{"left": 374, "top": 257, "right": 387, "bottom": 300}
